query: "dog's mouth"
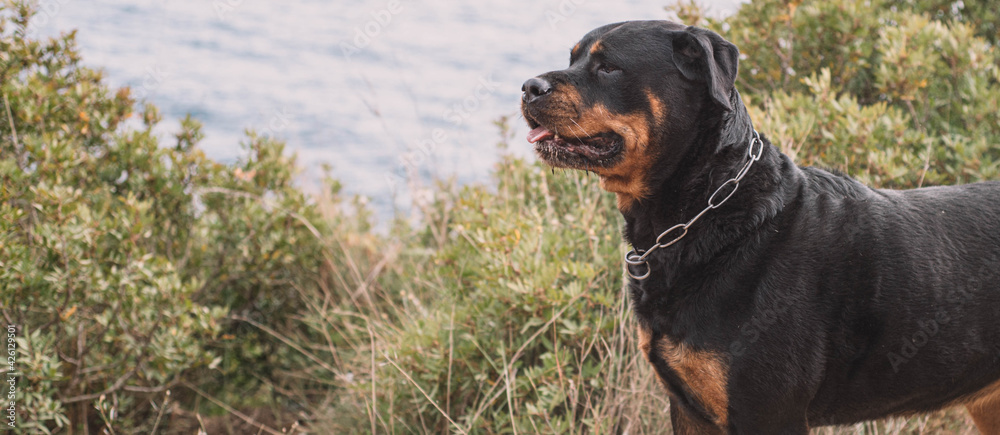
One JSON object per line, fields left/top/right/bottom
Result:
{"left": 527, "top": 125, "right": 624, "bottom": 168}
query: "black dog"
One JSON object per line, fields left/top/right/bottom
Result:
{"left": 521, "top": 21, "right": 1000, "bottom": 434}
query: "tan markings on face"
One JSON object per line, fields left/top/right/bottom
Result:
{"left": 602, "top": 89, "right": 667, "bottom": 210}
{"left": 572, "top": 43, "right": 581, "bottom": 57}
{"left": 589, "top": 40, "right": 603, "bottom": 55}
{"left": 656, "top": 336, "right": 729, "bottom": 428}
{"left": 533, "top": 83, "right": 585, "bottom": 124}
{"left": 599, "top": 89, "right": 667, "bottom": 210}
{"left": 957, "top": 378, "right": 1000, "bottom": 434}
{"left": 535, "top": 86, "right": 665, "bottom": 210}
{"left": 646, "top": 88, "right": 668, "bottom": 124}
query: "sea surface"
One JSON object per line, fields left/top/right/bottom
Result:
{"left": 32, "top": 0, "right": 742, "bottom": 218}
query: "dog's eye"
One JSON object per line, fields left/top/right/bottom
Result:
{"left": 598, "top": 64, "right": 621, "bottom": 75}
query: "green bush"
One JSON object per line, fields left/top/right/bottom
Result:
{"left": 1, "top": 2, "right": 364, "bottom": 432}
{"left": 2, "top": 5, "right": 216, "bottom": 431}
{"left": 687, "top": 0, "right": 1000, "bottom": 188}
{"left": 2, "top": 0, "right": 997, "bottom": 433}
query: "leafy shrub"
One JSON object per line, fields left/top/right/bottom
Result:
{"left": 2, "top": 0, "right": 997, "bottom": 433}
{"left": 688, "top": 0, "right": 1000, "bottom": 188}
{"left": 1, "top": 2, "right": 359, "bottom": 432}
{"left": 2, "top": 5, "right": 215, "bottom": 432}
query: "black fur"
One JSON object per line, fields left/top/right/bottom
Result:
{"left": 522, "top": 20, "right": 1000, "bottom": 433}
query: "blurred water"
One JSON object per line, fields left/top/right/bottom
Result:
{"left": 32, "top": 0, "right": 742, "bottom": 218}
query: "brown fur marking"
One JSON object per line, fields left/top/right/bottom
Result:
{"left": 657, "top": 336, "right": 729, "bottom": 428}
{"left": 601, "top": 90, "right": 667, "bottom": 210}
{"left": 637, "top": 324, "right": 654, "bottom": 358}
{"left": 669, "top": 396, "right": 727, "bottom": 435}
{"left": 962, "top": 378, "right": 1000, "bottom": 434}
{"left": 646, "top": 88, "right": 668, "bottom": 124}
{"left": 589, "top": 40, "right": 603, "bottom": 55}
{"left": 569, "top": 104, "right": 654, "bottom": 210}
{"left": 534, "top": 86, "right": 665, "bottom": 210}
{"left": 537, "top": 85, "right": 584, "bottom": 123}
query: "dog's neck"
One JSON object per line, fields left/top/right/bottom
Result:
{"left": 619, "top": 91, "right": 784, "bottom": 267}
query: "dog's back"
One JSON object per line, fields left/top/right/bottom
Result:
{"left": 786, "top": 170, "right": 1000, "bottom": 424}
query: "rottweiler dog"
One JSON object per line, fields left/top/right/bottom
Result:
{"left": 521, "top": 21, "right": 1000, "bottom": 434}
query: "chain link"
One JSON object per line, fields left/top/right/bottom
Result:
{"left": 625, "top": 130, "right": 762, "bottom": 280}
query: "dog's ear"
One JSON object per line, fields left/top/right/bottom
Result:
{"left": 670, "top": 26, "right": 739, "bottom": 111}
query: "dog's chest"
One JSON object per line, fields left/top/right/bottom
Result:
{"left": 638, "top": 324, "right": 730, "bottom": 426}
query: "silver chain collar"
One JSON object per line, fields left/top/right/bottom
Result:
{"left": 625, "top": 130, "right": 763, "bottom": 280}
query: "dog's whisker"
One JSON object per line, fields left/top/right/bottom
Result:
{"left": 570, "top": 119, "right": 592, "bottom": 138}
{"left": 597, "top": 106, "right": 612, "bottom": 121}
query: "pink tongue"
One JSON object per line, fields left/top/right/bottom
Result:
{"left": 527, "top": 126, "right": 555, "bottom": 143}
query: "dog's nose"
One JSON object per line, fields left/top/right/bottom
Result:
{"left": 521, "top": 77, "right": 553, "bottom": 103}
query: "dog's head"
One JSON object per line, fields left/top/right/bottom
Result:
{"left": 521, "top": 21, "right": 739, "bottom": 210}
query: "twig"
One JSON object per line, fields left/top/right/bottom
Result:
{"left": 446, "top": 303, "right": 455, "bottom": 419}
{"left": 347, "top": 240, "right": 399, "bottom": 308}
{"left": 95, "top": 395, "right": 118, "bottom": 435}
{"left": 149, "top": 390, "right": 170, "bottom": 435}
{"left": 369, "top": 324, "right": 377, "bottom": 435}
{"left": 0, "top": 309, "right": 13, "bottom": 329}
{"left": 3, "top": 92, "right": 25, "bottom": 170}
{"left": 500, "top": 343, "right": 519, "bottom": 435}
{"left": 195, "top": 412, "right": 207, "bottom": 434}
{"left": 903, "top": 99, "right": 934, "bottom": 188}
{"left": 123, "top": 382, "right": 177, "bottom": 394}
{"left": 511, "top": 292, "right": 586, "bottom": 367}
{"left": 380, "top": 350, "right": 468, "bottom": 435}
{"left": 917, "top": 138, "right": 934, "bottom": 188}
{"left": 183, "top": 382, "right": 285, "bottom": 435}
{"left": 229, "top": 314, "right": 339, "bottom": 375}
{"left": 63, "top": 366, "right": 138, "bottom": 404}
{"left": 552, "top": 326, "right": 574, "bottom": 434}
